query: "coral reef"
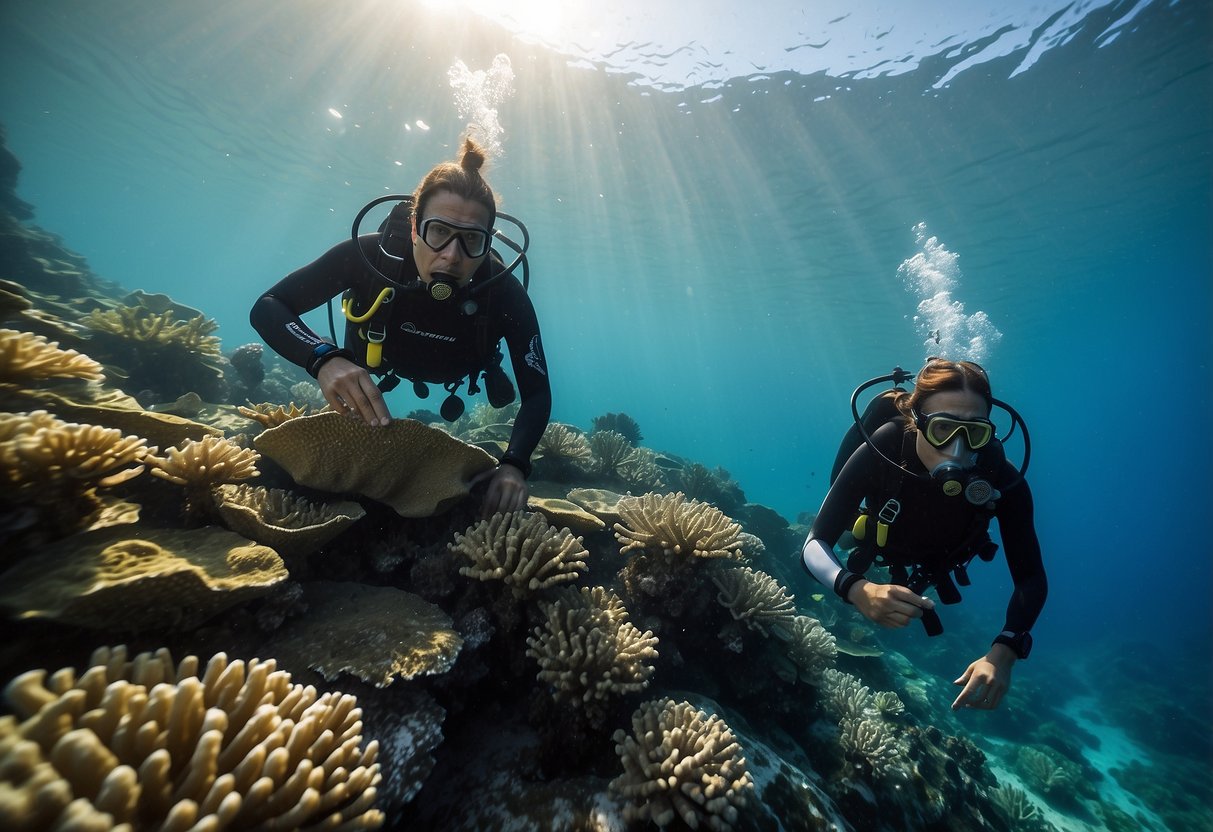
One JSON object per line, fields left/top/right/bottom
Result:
{"left": 258, "top": 582, "right": 463, "bottom": 688}
{"left": 611, "top": 698, "right": 753, "bottom": 831}
{"left": 1, "top": 410, "right": 151, "bottom": 541}
{"left": 785, "top": 614, "right": 838, "bottom": 683}
{"left": 0, "top": 525, "right": 287, "bottom": 632}
{"left": 525, "top": 586, "right": 658, "bottom": 719}
{"left": 254, "top": 413, "right": 495, "bottom": 518}
{"left": 236, "top": 401, "right": 310, "bottom": 429}
{"left": 614, "top": 491, "right": 745, "bottom": 561}
{"left": 590, "top": 411, "right": 643, "bottom": 445}
{"left": 0, "top": 644, "right": 383, "bottom": 829}
{"left": 0, "top": 328, "right": 104, "bottom": 384}
{"left": 533, "top": 422, "right": 593, "bottom": 480}
{"left": 147, "top": 435, "right": 260, "bottom": 522}
{"left": 212, "top": 483, "right": 365, "bottom": 555}
{"left": 450, "top": 510, "right": 589, "bottom": 598}
{"left": 711, "top": 565, "right": 797, "bottom": 639}
{"left": 588, "top": 429, "right": 637, "bottom": 477}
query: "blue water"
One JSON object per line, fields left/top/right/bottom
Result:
{"left": 2, "top": 0, "right": 1210, "bottom": 793}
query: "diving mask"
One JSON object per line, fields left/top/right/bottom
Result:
{"left": 417, "top": 217, "right": 491, "bottom": 259}
{"left": 915, "top": 411, "right": 994, "bottom": 450}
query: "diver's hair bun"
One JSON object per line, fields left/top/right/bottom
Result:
{"left": 459, "top": 137, "right": 488, "bottom": 174}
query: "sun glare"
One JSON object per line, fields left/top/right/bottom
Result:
{"left": 447, "top": 0, "right": 600, "bottom": 50}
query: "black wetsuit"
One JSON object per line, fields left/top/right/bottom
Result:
{"left": 803, "top": 420, "right": 1047, "bottom": 639}
{"left": 250, "top": 234, "right": 552, "bottom": 468}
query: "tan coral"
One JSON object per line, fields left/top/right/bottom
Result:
{"left": 0, "top": 644, "right": 383, "bottom": 829}
{"left": 611, "top": 698, "right": 754, "bottom": 832}
{"left": 450, "top": 510, "right": 589, "bottom": 598}
{"left": 527, "top": 495, "right": 607, "bottom": 536}
{"left": 0, "top": 328, "right": 104, "bottom": 384}
{"left": 589, "top": 429, "right": 637, "bottom": 476}
{"left": 0, "top": 411, "right": 152, "bottom": 536}
{"left": 212, "top": 483, "right": 365, "bottom": 554}
{"left": 566, "top": 487, "right": 627, "bottom": 526}
{"left": 254, "top": 413, "right": 496, "bottom": 518}
{"left": 711, "top": 566, "right": 797, "bottom": 639}
{"left": 147, "top": 435, "right": 260, "bottom": 488}
{"left": 237, "top": 401, "right": 310, "bottom": 429}
{"left": 82, "top": 305, "right": 221, "bottom": 356}
{"left": 537, "top": 422, "right": 593, "bottom": 466}
{"left": 0, "top": 525, "right": 287, "bottom": 631}
{"left": 526, "top": 586, "right": 657, "bottom": 717}
{"left": 614, "top": 491, "right": 745, "bottom": 561}
{"left": 786, "top": 614, "right": 838, "bottom": 682}
{"left": 258, "top": 582, "right": 463, "bottom": 688}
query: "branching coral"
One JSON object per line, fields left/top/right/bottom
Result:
{"left": 148, "top": 435, "right": 260, "bottom": 521}
{"left": 711, "top": 566, "right": 797, "bottom": 639}
{"left": 838, "top": 716, "right": 909, "bottom": 781}
{"left": 589, "top": 429, "right": 638, "bottom": 477}
{"left": 0, "top": 644, "right": 383, "bottom": 829}
{"left": 785, "top": 614, "right": 838, "bottom": 683}
{"left": 590, "top": 412, "right": 643, "bottom": 445}
{"left": 616, "top": 447, "right": 667, "bottom": 492}
{"left": 450, "top": 510, "right": 589, "bottom": 598}
{"left": 611, "top": 699, "right": 753, "bottom": 832}
{"left": 1, "top": 410, "right": 151, "bottom": 537}
{"left": 82, "top": 305, "right": 221, "bottom": 356}
{"left": 989, "top": 783, "right": 1041, "bottom": 824}
{"left": 535, "top": 423, "right": 593, "bottom": 478}
{"left": 614, "top": 491, "right": 745, "bottom": 561}
{"left": 237, "top": 401, "right": 310, "bottom": 429}
{"left": 821, "top": 669, "right": 877, "bottom": 721}
{"left": 526, "top": 586, "right": 658, "bottom": 718}
{"left": 1015, "top": 745, "right": 1079, "bottom": 795}
{"left": 0, "top": 328, "right": 104, "bottom": 384}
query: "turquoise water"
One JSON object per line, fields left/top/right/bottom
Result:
{"left": 2, "top": 0, "right": 1210, "bottom": 825}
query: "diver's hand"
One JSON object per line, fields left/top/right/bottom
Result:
{"left": 951, "top": 643, "right": 1016, "bottom": 710}
{"left": 471, "top": 463, "right": 528, "bottom": 519}
{"left": 316, "top": 357, "right": 392, "bottom": 427}
{"left": 850, "top": 580, "right": 935, "bottom": 629}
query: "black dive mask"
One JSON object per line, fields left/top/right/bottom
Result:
{"left": 849, "top": 365, "right": 1031, "bottom": 505}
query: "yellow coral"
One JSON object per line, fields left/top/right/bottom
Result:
{"left": 82, "top": 305, "right": 221, "bottom": 355}
{"left": 0, "top": 645, "right": 383, "bottom": 829}
{"left": 611, "top": 698, "right": 753, "bottom": 832}
{"left": 147, "top": 435, "right": 260, "bottom": 488}
{"left": 0, "top": 328, "right": 104, "bottom": 383}
{"left": 237, "top": 401, "right": 310, "bottom": 429}
{"left": 613, "top": 491, "right": 744, "bottom": 561}
{"left": 526, "top": 586, "right": 657, "bottom": 717}
{"left": 451, "top": 510, "right": 589, "bottom": 598}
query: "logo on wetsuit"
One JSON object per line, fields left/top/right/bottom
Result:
{"left": 400, "top": 322, "right": 456, "bottom": 343}
{"left": 525, "top": 334, "right": 547, "bottom": 376}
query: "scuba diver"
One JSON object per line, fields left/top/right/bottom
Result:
{"left": 800, "top": 358, "right": 1046, "bottom": 711}
{"left": 250, "top": 137, "right": 551, "bottom": 518}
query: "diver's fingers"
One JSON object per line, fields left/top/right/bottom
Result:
{"left": 887, "top": 584, "right": 935, "bottom": 610}
{"left": 354, "top": 375, "right": 391, "bottom": 426}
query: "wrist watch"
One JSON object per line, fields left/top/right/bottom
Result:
{"left": 992, "top": 630, "right": 1033, "bottom": 659}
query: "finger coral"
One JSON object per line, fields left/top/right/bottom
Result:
{"left": 525, "top": 586, "right": 658, "bottom": 719}
{"left": 82, "top": 305, "right": 221, "bottom": 355}
{"left": 589, "top": 429, "right": 637, "bottom": 477}
{"left": 0, "top": 644, "right": 383, "bottom": 830}
{"left": 611, "top": 698, "right": 753, "bottom": 832}
{"left": 148, "top": 435, "right": 260, "bottom": 521}
{"left": 450, "top": 510, "right": 589, "bottom": 598}
{"left": 838, "top": 716, "right": 908, "bottom": 781}
{"left": 711, "top": 566, "right": 797, "bottom": 639}
{"left": 614, "top": 491, "right": 744, "bottom": 561}
{"left": 0, "top": 328, "right": 104, "bottom": 383}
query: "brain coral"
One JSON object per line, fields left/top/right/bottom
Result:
{"left": 0, "top": 525, "right": 287, "bottom": 632}
{"left": 611, "top": 698, "right": 753, "bottom": 832}
{"left": 0, "top": 644, "right": 383, "bottom": 830}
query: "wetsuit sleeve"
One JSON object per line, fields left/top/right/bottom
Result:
{"left": 800, "top": 424, "right": 888, "bottom": 593}
{"left": 994, "top": 475, "right": 1048, "bottom": 636}
{"left": 250, "top": 237, "right": 369, "bottom": 368}
{"left": 498, "top": 284, "right": 551, "bottom": 467}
